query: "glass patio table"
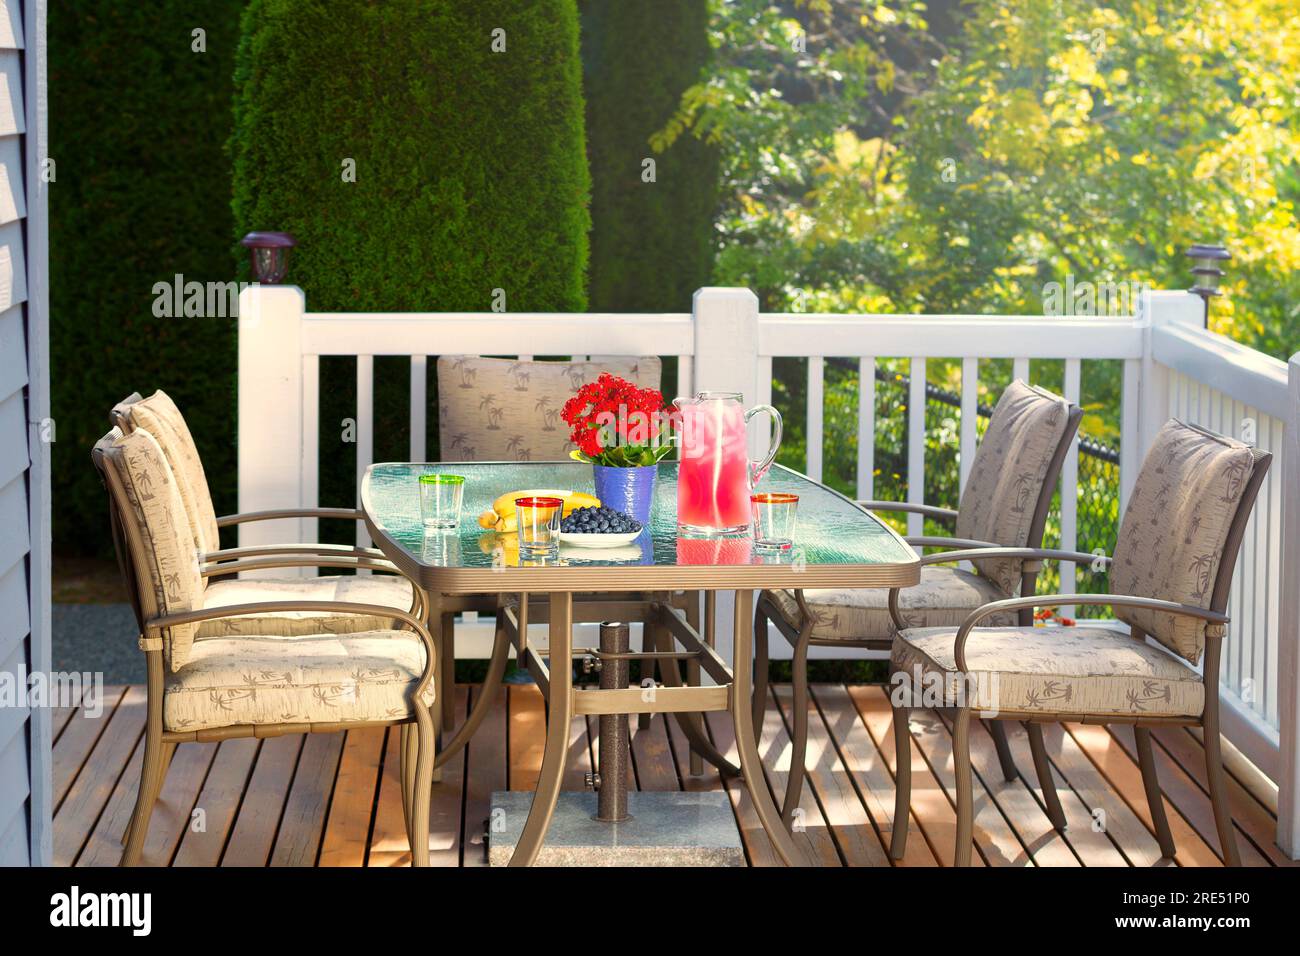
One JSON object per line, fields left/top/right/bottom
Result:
{"left": 361, "top": 461, "right": 919, "bottom": 866}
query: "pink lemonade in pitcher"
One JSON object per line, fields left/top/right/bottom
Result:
{"left": 674, "top": 391, "right": 782, "bottom": 534}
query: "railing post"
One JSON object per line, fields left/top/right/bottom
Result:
{"left": 1278, "top": 353, "right": 1300, "bottom": 858}
{"left": 238, "top": 284, "right": 309, "bottom": 572}
{"left": 691, "top": 287, "right": 762, "bottom": 669}
{"left": 1127, "top": 290, "right": 1198, "bottom": 507}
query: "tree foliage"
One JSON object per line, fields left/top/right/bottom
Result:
{"left": 582, "top": 0, "right": 719, "bottom": 312}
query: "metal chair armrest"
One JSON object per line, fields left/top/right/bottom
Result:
{"left": 200, "top": 555, "right": 400, "bottom": 578}
{"left": 917, "top": 546, "right": 1112, "bottom": 568}
{"left": 951, "top": 593, "right": 1228, "bottom": 670}
{"left": 215, "top": 507, "right": 365, "bottom": 528}
{"left": 906, "top": 536, "right": 1004, "bottom": 551}
{"left": 858, "top": 501, "right": 959, "bottom": 522}
{"left": 205, "top": 543, "right": 388, "bottom": 562}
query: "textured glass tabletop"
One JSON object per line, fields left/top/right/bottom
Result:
{"left": 361, "top": 461, "right": 918, "bottom": 593}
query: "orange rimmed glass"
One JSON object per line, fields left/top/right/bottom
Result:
{"left": 750, "top": 492, "right": 799, "bottom": 551}
{"left": 516, "top": 495, "right": 564, "bottom": 557}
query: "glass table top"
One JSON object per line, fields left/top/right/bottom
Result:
{"left": 361, "top": 461, "right": 918, "bottom": 593}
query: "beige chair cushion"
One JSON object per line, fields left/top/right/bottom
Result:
{"left": 163, "top": 631, "right": 435, "bottom": 732}
{"left": 891, "top": 625, "right": 1204, "bottom": 718}
{"left": 101, "top": 429, "right": 204, "bottom": 671}
{"left": 768, "top": 566, "right": 1015, "bottom": 642}
{"left": 117, "top": 390, "right": 221, "bottom": 555}
{"left": 954, "top": 380, "right": 1071, "bottom": 596}
{"left": 198, "top": 575, "right": 414, "bottom": 638}
{"left": 437, "top": 356, "right": 662, "bottom": 461}
{"left": 1111, "top": 420, "right": 1255, "bottom": 664}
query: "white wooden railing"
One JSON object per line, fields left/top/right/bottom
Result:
{"left": 237, "top": 284, "right": 1300, "bottom": 855}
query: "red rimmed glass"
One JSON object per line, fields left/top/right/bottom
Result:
{"left": 516, "top": 495, "right": 564, "bottom": 557}
{"left": 751, "top": 492, "right": 799, "bottom": 551}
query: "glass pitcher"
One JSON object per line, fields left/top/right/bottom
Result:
{"left": 673, "top": 391, "right": 782, "bottom": 534}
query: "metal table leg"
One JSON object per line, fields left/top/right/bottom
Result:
{"left": 729, "top": 589, "right": 811, "bottom": 866}
{"left": 434, "top": 613, "right": 511, "bottom": 768}
{"left": 508, "top": 591, "right": 574, "bottom": 866}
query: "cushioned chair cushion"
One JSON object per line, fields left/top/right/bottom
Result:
{"left": 891, "top": 625, "right": 1204, "bottom": 717}
{"left": 198, "top": 575, "right": 414, "bottom": 638}
{"left": 437, "top": 355, "right": 661, "bottom": 461}
{"left": 769, "top": 566, "right": 1015, "bottom": 642}
{"left": 954, "top": 380, "right": 1071, "bottom": 596}
{"left": 163, "top": 631, "right": 435, "bottom": 732}
{"left": 118, "top": 390, "right": 221, "bottom": 555}
{"left": 101, "top": 429, "right": 204, "bottom": 671}
{"left": 1110, "top": 420, "right": 1256, "bottom": 664}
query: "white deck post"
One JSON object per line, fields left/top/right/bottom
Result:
{"left": 238, "top": 284, "right": 309, "bottom": 571}
{"left": 1277, "top": 353, "right": 1300, "bottom": 858}
{"left": 691, "top": 288, "right": 762, "bottom": 668}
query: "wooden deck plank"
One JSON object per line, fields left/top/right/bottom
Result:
{"left": 52, "top": 685, "right": 127, "bottom": 809}
{"left": 812, "top": 684, "right": 939, "bottom": 867}
{"left": 1149, "top": 726, "right": 1293, "bottom": 866}
{"left": 1063, "top": 721, "right": 1221, "bottom": 867}
{"left": 426, "top": 687, "right": 471, "bottom": 867}
{"left": 629, "top": 712, "right": 681, "bottom": 792}
{"left": 698, "top": 711, "right": 779, "bottom": 867}
{"left": 366, "top": 728, "right": 409, "bottom": 868}
{"left": 171, "top": 738, "right": 260, "bottom": 867}
{"left": 50, "top": 681, "right": 89, "bottom": 744}
{"left": 774, "top": 685, "right": 889, "bottom": 866}
{"left": 507, "top": 685, "right": 546, "bottom": 792}
{"left": 75, "top": 738, "right": 219, "bottom": 867}
{"left": 999, "top": 721, "right": 1128, "bottom": 867}
{"left": 270, "top": 731, "right": 344, "bottom": 866}
{"left": 846, "top": 686, "right": 986, "bottom": 867}
{"left": 221, "top": 735, "right": 303, "bottom": 867}
{"left": 1108, "top": 725, "right": 1272, "bottom": 867}
{"left": 49, "top": 684, "right": 1281, "bottom": 868}
{"left": 317, "top": 727, "right": 385, "bottom": 867}
{"left": 1029, "top": 723, "right": 1173, "bottom": 867}
{"left": 53, "top": 685, "right": 146, "bottom": 866}
{"left": 464, "top": 682, "right": 509, "bottom": 866}
{"left": 940, "top": 713, "right": 1080, "bottom": 867}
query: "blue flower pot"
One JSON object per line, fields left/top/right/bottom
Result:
{"left": 592, "top": 464, "right": 657, "bottom": 526}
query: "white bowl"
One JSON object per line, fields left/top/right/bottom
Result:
{"left": 559, "top": 529, "right": 643, "bottom": 548}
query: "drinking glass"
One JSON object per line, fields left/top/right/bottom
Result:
{"left": 419, "top": 474, "right": 465, "bottom": 531}
{"left": 750, "top": 492, "right": 798, "bottom": 550}
{"left": 515, "top": 496, "right": 564, "bottom": 557}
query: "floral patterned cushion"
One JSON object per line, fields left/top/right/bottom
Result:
{"left": 100, "top": 428, "right": 204, "bottom": 671}
{"left": 891, "top": 625, "right": 1204, "bottom": 717}
{"left": 163, "top": 631, "right": 435, "bottom": 732}
{"left": 116, "top": 390, "right": 221, "bottom": 555}
{"left": 1110, "top": 420, "right": 1256, "bottom": 664}
{"left": 198, "top": 575, "right": 414, "bottom": 638}
{"left": 436, "top": 356, "right": 661, "bottom": 461}
{"left": 954, "top": 380, "right": 1072, "bottom": 596}
{"left": 768, "top": 566, "right": 1015, "bottom": 642}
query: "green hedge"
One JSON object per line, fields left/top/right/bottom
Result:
{"left": 49, "top": 2, "right": 243, "bottom": 556}
{"left": 233, "top": 0, "right": 591, "bottom": 520}
{"left": 581, "top": 0, "right": 717, "bottom": 312}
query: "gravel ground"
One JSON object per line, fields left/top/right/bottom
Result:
{"left": 53, "top": 603, "right": 145, "bottom": 684}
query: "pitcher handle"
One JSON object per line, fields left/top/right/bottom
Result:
{"left": 744, "top": 404, "right": 783, "bottom": 485}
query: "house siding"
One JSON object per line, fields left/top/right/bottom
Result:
{"left": 0, "top": 0, "right": 48, "bottom": 867}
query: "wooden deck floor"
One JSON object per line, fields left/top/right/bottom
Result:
{"left": 52, "top": 683, "right": 1292, "bottom": 867}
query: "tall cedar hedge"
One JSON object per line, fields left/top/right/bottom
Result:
{"left": 232, "top": 0, "right": 590, "bottom": 521}
{"left": 581, "top": 0, "right": 718, "bottom": 312}
{"left": 49, "top": 3, "right": 243, "bottom": 555}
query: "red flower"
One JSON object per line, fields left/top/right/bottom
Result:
{"left": 562, "top": 374, "right": 668, "bottom": 463}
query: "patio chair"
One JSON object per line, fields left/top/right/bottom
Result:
{"left": 94, "top": 426, "right": 437, "bottom": 866}
{"left": 111, "top": 390, "right": 420, "bottom": 635}
{"left": 889, "top": 419, "right": 1270, "bottom": 866}
{"left": 755, "top": 380, "right": 1083, "bottom": 825}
